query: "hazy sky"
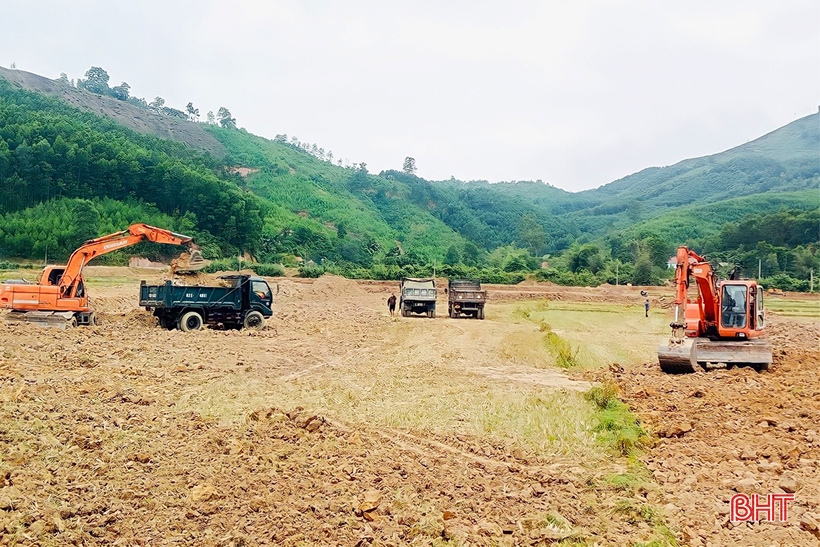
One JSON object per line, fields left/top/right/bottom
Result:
{"left": 2, "top": 1, "right": 818, "bottom": 191}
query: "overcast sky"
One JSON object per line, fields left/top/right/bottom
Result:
{"left": 2, "top": 1, "right": 818, "bottom": 191}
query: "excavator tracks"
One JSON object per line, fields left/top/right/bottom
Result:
{"left": 658, "top": 338, "right": 773, "bottom": 373}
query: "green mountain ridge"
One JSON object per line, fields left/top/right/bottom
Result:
{"left": 0, "top": 67, "right": 817, "bottom": 287}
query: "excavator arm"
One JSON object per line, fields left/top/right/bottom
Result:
{"left": 670, "top": 246, "right": 718, "bottom": 337}
{"left": 56, "top": 224, "right": 197, "bottom": 296}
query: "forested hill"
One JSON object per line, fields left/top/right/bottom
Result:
{"left": 0, "top": 67, "right": 817, "bottom": 288}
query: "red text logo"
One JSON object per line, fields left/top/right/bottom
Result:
{"left": 730, "top": 493, "right": 795, "bottom": 522}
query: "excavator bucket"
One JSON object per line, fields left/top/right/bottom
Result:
{"left": 659, "top": 338, "right": 772, "bottom": 373}
{"left": 171, "top": 250, "right": 210, "bottom": 274}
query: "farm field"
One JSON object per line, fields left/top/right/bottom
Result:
{"left": 0, "top": 268, "right": 818, "bottom": 546}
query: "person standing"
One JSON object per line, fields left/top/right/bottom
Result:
{"left": 645, "top": 299, "right": 650, "bottom": 317}
{"left": 387, "top": 293, "right": 397, "bottom": 316}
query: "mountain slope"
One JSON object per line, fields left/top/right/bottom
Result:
{"left": 1, "top": 66, "right": 816, "bottom": 280}
{"left": 0, "top": 67, "right": 225, "bottom": 158}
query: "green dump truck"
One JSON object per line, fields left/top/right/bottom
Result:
{"left": 447, "top": 279, "right": 487, "bottom": 319}
{"left": 139, "top": 274, "right": 273, "bottom": 331}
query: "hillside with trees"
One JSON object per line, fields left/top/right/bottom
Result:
{"left": 0, "top": 66, "right": 817, "bottom": 289}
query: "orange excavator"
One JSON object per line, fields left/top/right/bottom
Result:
{"left": 0, "top": 223, "right": 204, "bottom": 328}
{"left": 657, "top": 246, "right": 772, "bottom": 373}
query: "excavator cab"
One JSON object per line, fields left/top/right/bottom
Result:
{"left": 720, "top": 283, "right": 748, "bottom": 330}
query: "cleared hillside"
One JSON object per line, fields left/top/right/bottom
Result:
{"left": 0, "top": 67, "right": 225, "bottom": 158}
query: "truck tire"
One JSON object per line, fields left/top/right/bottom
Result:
{"left": 179, "top": 311, "right": 203, "bottom": 332}
{"left": 243, "top": 310, "right": 265, "bottom": 330}
{"left": 478, "top": 308, "right": 485, "bottom": 320}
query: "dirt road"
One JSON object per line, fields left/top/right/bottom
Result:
{"left": 1, "top": 270, "right": 818, "bottom": 546}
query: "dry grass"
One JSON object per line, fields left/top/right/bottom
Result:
{"left": 766, "top": 295, "right": 820, "bottom": 322}
{"left": 173, "top": 298, "right": 669, "bottom": 462}
{"left": 497, "top": 301, "right": 669, "bottom": 369}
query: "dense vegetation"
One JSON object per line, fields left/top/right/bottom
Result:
{"left": 0, "top": 67, "right": 817, "bottom": 289}
{"left": 0, "top": 78, "right": 263, "bottom": 255}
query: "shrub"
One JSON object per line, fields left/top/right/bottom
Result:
{"left": 249, "top": 263, "right": 285, "bottom": 277}
{"left": 298, "top": 264, "right": 325, "bottom": 278}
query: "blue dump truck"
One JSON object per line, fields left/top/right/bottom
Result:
{"left": 139, "top": 274, "right": 274, "bottom": 331}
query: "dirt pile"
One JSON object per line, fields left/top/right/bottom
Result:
{"left": 302, "top": 274, "right": 369, "bottom": 300}
{"left": 0, "top": 273, "right": 679, "bottom": 546}
{"left": 600, "top": 315, "right": 820, "bottom": 546}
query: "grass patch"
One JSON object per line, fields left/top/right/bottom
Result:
{"left": 765, "top": 296, "right": 820, "bottom": 319}
{"left": 496, "top": 301, "right": 668, "bottom": 369}
{"left": 585, "top": 384, "right": 648, "bottom": 456}
{"left": 605, "top": 461, "right": 653, "bottom": 494}
{"left": 544, "top": 330, "right": 580, "bottom": 369}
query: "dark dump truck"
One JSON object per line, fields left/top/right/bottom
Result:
{"left": 447, "top": 279, "right": 487, "bottom": 319}
{"left": 399, "top": 277, "right": 437, "bottom": 318}
{"left": 139, "top": 274, "right": 273, "bottom": 331}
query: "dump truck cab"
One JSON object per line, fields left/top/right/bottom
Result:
{"left": 399, "top": 277, "right": 437, "bottom": 318}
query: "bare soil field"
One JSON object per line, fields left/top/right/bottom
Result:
{"left": 595, "top": 317, "right": 820, "bottom": 547}
{"left": 1, "top": 269, "right": 818, "bottom": 546}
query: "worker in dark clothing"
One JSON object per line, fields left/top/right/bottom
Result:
{"left": 645, "top": 299, "right": 650, "bottom": 317}
{"left": 387, "top": 293, "right": 397, "bottom": 316}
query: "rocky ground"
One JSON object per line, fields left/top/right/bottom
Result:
{"left": 0, "top": 269, "right": 817, "bottom": 546}
{"left": 597, "top": 317, "right": 820, "bottom": 546}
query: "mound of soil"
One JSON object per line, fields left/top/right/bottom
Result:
{"left": 302, "top": 274, "right": 368, "bottom": 300}
{"left": 599, "top": 315, "right": 820, "bottom": 546}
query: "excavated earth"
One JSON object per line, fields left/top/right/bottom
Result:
{"left": 0, "top": 269, "right": 818, "bottom": 546}
{"left": 593, "top": 317, "right": 820, "bottom": 547}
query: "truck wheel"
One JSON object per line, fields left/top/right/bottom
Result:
{"left": 243, "top": 310, "right": 265, "bottom": 330}
{"left": 478, "top": 308, "right": 485, "bottom": 320}
{"left": 179, "top": 311, "right": 203, "bottom": 332}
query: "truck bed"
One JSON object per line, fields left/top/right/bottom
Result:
{"left": 139, "top": 281, "right": 243, "bottom": 310}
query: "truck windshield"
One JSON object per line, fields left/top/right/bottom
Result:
{"left": 721, "top": 285, "right": 747, "bottom": 328}
{"left": 252, "top": 281, "right": 271, "bottom": 300}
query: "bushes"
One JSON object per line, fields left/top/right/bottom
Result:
{"left": 202, "top": 259, "right": 285, "bottom": 277}
{"left": 298, "top": 263, "right": 325, "bottom": 278}
{"left": 248, "top": 263, "right": 285, "bottom": 277}
{"left": 760, "top": 273, "right": 811, "bottom": 292}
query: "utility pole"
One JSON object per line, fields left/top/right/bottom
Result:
{"left": 758, "top": 258, "right": 762, "bottom": 279}
{"left": 811, "top": 269, "right": 814, "bottom": 292}
{"left": 616, "top": 261, "right": 619, "bottom": 286}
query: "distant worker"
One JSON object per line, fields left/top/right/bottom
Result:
{"left": 387, "top": 293, "right": 397, "bottom": 316}
{"left": 645, "top": 299, "right": 650, "bottom": 318}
